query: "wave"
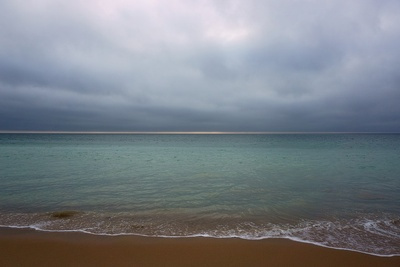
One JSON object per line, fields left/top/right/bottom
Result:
{"left": 0, "top": 211, "right": 399, "bottom": 257}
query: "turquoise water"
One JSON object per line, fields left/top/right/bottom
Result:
{"left": 0, "top": 133, "right": 399, "bottom": 255}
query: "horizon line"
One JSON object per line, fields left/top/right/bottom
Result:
{"left": 0, "top": 131, "right": 399, "bottom": 135}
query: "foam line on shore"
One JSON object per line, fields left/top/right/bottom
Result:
{"left": 1, "top": 224, "right": 398, "bottom": 258}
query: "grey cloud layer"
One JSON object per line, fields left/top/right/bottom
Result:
{"left": 1, "top": 0, "right": 399, "bottom": 131}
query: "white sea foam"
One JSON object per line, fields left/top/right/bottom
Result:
{"left": 1, "top": 213, "right": 399, "bottom": 257}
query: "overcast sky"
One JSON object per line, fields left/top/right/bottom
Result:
{"left": 1, "top": 0, "right": 399, "bottom": 132}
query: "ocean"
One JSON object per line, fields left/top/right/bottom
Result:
{"left": 0, "top": 133, "right": 399, "bottom": 256}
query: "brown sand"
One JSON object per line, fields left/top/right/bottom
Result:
{"left": 0, "top": 227, "right": 399, "bottom": 267}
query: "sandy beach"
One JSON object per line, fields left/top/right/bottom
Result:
{"left": 0, "top": 227, "right": 399, "bottom": 267}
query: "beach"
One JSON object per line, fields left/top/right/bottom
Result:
{"left": 0, "top": 227, "right": 399, "bottom": 267}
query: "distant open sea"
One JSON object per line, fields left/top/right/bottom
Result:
{"left": 0, "top": 133, "right": 399, "bottom": 256}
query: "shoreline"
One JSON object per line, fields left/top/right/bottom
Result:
{"left": 1, "top": 227, "right": 399, "bottom": 267}
{"left": 2, "top": 225, "right": 398, "bottom": 258}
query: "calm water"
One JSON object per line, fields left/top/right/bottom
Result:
{"left": 0, "top": 133, "right": 399, "bottom": 255}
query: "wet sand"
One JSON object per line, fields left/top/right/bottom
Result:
{"left": 0, "top": 227, "right": 399, "bottom": 267}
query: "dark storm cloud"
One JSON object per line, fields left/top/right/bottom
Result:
{"left": 1, "top": 0, "right": 400, "bottom": 132}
